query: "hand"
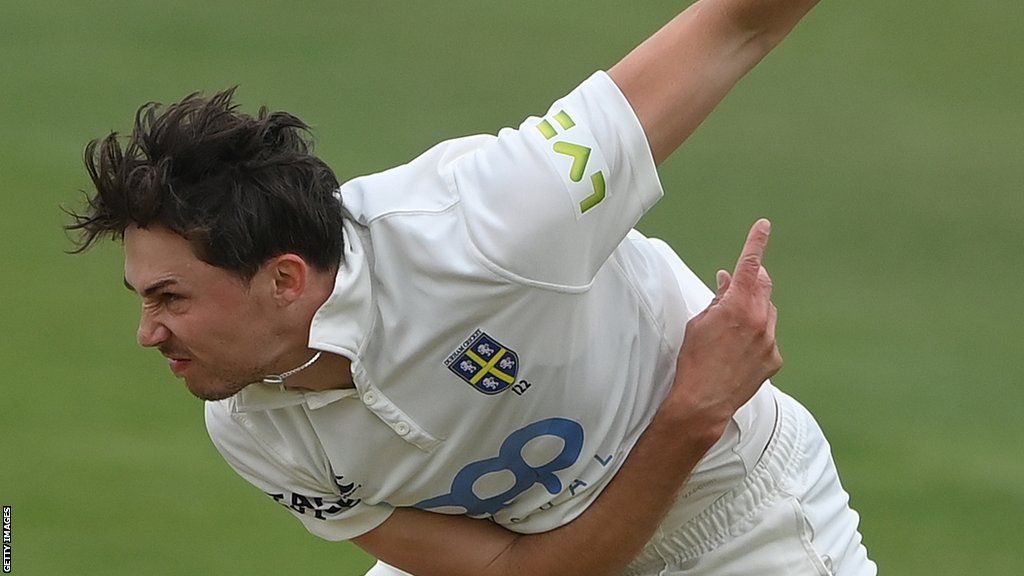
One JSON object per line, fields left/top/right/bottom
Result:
{"left": 666, "top": 218, "right": 782, "bottom": 445}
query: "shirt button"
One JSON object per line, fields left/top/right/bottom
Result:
{"left": 362, "top": 391, "right": 377, "bottom": 405}
{"left": 395, "top": 422, "right": 411, "bottom": 436}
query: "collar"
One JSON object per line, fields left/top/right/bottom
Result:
{"left": 231, "top": 383, "right": 358, "bottom": 413}
{"left": 231, "top": 216, "right": 374, "bottom": 413}
{"left": 307, "top": 215, "right": 375, "bottom": 364}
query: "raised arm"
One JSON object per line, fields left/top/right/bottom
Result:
{"left": 609, "top": 0, "right": 821, "bottom": 164}
{"left": 354, "top": 220, "right": 782, "bottom": 576}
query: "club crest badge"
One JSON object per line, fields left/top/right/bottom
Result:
{"left": 445, "top": 329, "right": 519, "bottom": 395}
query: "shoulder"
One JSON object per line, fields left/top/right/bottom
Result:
{"left": 339, "top": 135, "right": 494, "bottom": 225}
{"left": 204, "top": 399, "right": 333, "bottom": 493}
{"left": 338, "top": 71, "right": 651, "bottom": 226}
{"left": 204, "top": 400, "right": 394, "bottom": 541}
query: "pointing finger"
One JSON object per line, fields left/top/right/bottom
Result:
{"left": 758, "top": 265, "right": 773, "bottom": 299}
{"left": 730, "top": 219, "right": 772, "bottom": 292}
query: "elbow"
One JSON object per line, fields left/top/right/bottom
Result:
{"left": 722, "top": 0, "right": 821, "bottom": 48}
{"left": 491, "top": 540, "right": 608, "bottom": 576}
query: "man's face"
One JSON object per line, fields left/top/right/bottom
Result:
{"left": 123, "top": 226, "right": 282, "bottom": 401}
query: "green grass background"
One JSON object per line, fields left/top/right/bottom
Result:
{"left": 2, "top": 1, "right": 1021, "bottom": 574}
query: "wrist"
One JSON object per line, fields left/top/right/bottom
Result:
{"left": 652, "top": 392, "right": 732, "bottom": 454}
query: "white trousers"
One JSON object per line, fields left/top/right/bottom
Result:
{"left": 365, "top": 386, "right": 875, "bottom": 576}
{"left": 622, "top": 386, "right": 875, "bottom": 576}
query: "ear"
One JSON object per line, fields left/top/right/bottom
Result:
{"left": 263, "top": 254, "right": 310, "bottom": 305}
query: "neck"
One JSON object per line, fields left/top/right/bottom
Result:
{"left": 276, "top": 350, "right": 354, "bottom": 391}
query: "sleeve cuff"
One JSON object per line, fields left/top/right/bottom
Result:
{"left": 295, "top": 503, "right": 395, "bottom": 541}
{"left": 586, "top": 70, "right": 664, "bottom": 213}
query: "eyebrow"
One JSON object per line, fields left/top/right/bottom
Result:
{"left": 123, "top": 277, "right": 179, "bottom": 298}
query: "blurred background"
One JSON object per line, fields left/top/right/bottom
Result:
{"left": 2, "top": 0, "right": 1021, "bottom": 574}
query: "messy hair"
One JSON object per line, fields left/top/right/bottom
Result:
{"left": 66, "top": 88, "right": 344, "bottom": 280}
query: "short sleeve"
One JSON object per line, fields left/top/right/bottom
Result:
{"left": 454, "top": 71, "right": 663, "bottom": 288}
{"left": 205, "top": 400, "right": 393, "bottom": 541}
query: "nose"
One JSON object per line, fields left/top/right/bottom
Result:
{"left": 137, "top": 310, "right": 171, "bottom": 348}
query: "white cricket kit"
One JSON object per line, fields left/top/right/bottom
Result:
{"left": 206, "top": 72, "right": 874, "bottom": 575}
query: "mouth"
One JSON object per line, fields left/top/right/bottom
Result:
{"left": 167, "top": 358, "right": 192, "bottom": 375}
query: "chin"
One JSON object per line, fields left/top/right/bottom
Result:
{"left": 185, "top": 377, "right": 250, "bottom": 402}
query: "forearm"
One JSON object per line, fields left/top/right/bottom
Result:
{"left": 609, "top": 0, "right": 822, "bottom": 164}
{"left": 357, "top": 404, "right": 722, "bottom": 576}
{"left": 357, "top": 223, "right": 780, "bottom": 576}
{"left": 497, "top": 221, "right": 782, "bottom": 576}
{"left": 498, "top": 403, "right": 721, "bottom": 575}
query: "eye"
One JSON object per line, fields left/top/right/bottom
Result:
{"left": 158, "top": 292, "right": 187, "bottom": 309}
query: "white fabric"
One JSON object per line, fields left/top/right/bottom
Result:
{"left": 623, "top": 386, "right": 876, "bottom": 576}
{"left": 364, "top": 561, "right": 414, "bottom": 576}
{"left": 365, "top": 388, "right": 875, "bottom": 576}
{"left": 204, "top": 71, "right": 779, "bottom": 546}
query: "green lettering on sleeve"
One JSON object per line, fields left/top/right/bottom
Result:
{"left": 580, "top": 171, "right": 606, "bottom": 213}
{"left": 535, "top": 110, "right": 608, "bottom": 214}
{"left": 537, "top": 119, "right": 557, "bottom": 140}
{"left": 554, "top": 111, "right": 576, "bottom": 130}
{"left": 552, "top": 141, "right": 591, "bottom": 183}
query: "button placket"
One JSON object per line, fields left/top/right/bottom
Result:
{"left": 354, "top": 381, "right": 440, "bottom": 452}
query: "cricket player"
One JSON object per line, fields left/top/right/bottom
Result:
{"left": 68, "top": 0, "right": 875, "bottom": 574}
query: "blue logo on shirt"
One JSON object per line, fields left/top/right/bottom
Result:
{"left": 444, "top": 329, "right": 519, "bottom": 395}
{"left": 415, "top": 418, "right": 584, "bottom": 516}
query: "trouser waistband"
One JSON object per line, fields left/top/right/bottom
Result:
{"left": 625, "top": 386, "right": 805, "bottom": 574}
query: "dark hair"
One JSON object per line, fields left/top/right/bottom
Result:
{"left": 66, "top": 87, "right": 344, "bottom": 280}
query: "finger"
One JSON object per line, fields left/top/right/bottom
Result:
{"left": 730, "top": 219, "right": 772, "bottom": 292}
{"left": 767, "top": 300, "right": 778, "bottom": 338}
{"left": 715, "top": 269, "right": 732, "bottom": 297}
{"left": 757, "top": 265, "right": 773, "bottom": 300}
{"left": 767, "top": 302, "right": 782, "bottom": 374}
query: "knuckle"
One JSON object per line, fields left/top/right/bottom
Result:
{"left": 713, "top": 303, "right": 738, "bottom": 324}
{"left": 687, "top": 308, "right": 711, "bottom": 325}
{"left": 741, "top": 254, "right": 761, "bottom": 269}
{"left": 744, "top": 306, "right": 767, "bottom": 329}
{"left": 752, "top": 322, "right": 769, "bottom": 339}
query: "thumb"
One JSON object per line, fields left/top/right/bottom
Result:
{"left": 715, "top": 269, "right": 732, "bottom": 297}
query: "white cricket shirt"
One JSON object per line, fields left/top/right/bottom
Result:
{"left": 206, "top": 71, "right": 775, "bottom": 542}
